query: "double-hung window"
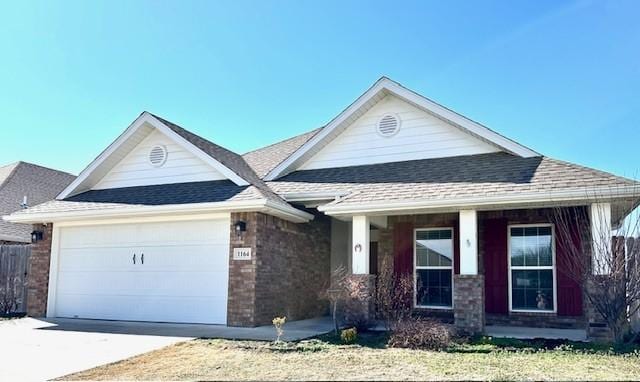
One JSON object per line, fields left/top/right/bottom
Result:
{"left": 415, "top": 228, "right": 453, "bottom": 308}
{"left": 509, "top": 225, "right": 556, "bottom": 312}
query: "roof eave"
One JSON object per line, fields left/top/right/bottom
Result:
{"left": 3, "top": 199, "right": 314, "bottom": 224}
{"left": 318, "top": 186, "right": 640, "bottom": 216}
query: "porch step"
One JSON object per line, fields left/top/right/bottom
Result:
{"left": 485, "top": 325, "right": 587, "bottom": 341}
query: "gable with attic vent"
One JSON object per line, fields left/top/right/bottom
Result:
{"left": 299, "top": 94, "right": 501, "bottom": 170}
{"left": 94, "top": 129, "right": 227, "bottom": 190}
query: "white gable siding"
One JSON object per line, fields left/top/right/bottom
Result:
{"left": 299, "top": 95, "right": 500, "bottom": 170}
{"left": 94, "top": 129, "right": 226, "bottom": 189}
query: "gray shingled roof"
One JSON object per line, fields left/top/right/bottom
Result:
{"left": 151, "top": 113, "right": 289, "bottom": 206}
{"left": 66, "top": 180, "right": 261, "bottom": 205}
{"left": 243, "top": 128, "right": 322, "bottom": 178}
{"left": 0, "top": 162, "right": 75, "bottom": 242}
{"left": 267, "top": 152, "right": 637, "bottom": 205}
{"left": 14, "top": 180, "right": 264, "bottom": 216}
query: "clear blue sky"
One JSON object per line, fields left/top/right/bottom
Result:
{"left": 1, "top": 0, "right": 638, "bottom": 177}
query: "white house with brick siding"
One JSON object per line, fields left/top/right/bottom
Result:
{"left": 5, "top": 77, "right": 638, "bottom": 339}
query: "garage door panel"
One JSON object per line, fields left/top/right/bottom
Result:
{"left": 57, "top": 294, "right": 227, "bottom": 324}
{"left": 134, "top": 271, "right": 227, "bottom": 296}
{"left": 57, "top": 271, "right": 139, "bottom": 295}
{"left": 54, "top": 217, "right": 230, "bottom": 325}
{"left": 58, "top": 248, "right": 135, "bottom": 272}
{"left": 136, "top": 244, "right": 230, "bottom": 271}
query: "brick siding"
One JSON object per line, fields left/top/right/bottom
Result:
{"left": 26, "top": 223, "right": 52, "bottom": 316}
{"left": 453, "top": 275, "right": 485, "bottom": 334}
{"left": 228, "top": 210, "right": 331, "bottom": 326}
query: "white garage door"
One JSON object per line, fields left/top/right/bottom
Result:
{"left": 54, "top": 218, "right": 230, "bottom": 324}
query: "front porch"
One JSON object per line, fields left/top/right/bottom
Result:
{"left": 329, "top": 205, "right": 613, "bottom": 340}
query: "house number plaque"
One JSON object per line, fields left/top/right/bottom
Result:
{"left": 233, "top": 247, "right": 252, "bottom": 260}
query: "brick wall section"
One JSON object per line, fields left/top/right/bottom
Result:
{"left": 26, "top": 223, "right": 52, "bottom": 316}
{"left": 453, "top": 275, "right": 485, "bottom": 334}
{"left": 227, "top": 212, "right": 258, "bottom": 326}
{"left": 228, "top": 210, "right": 331, "bottom": 327}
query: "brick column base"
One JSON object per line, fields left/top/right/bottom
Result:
{"left": 343, "top": 274, "right": 376, "bottom": 328}
{"left": 584, "top": 279, "right": 614, "bottom": 342}
{"left": 453, "top": 275, "right": 485, "bottom": 335}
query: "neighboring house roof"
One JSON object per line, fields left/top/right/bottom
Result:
{"left": 0, "top": 161, "right": 75, "bottom": 242}
{"left": 243, "top": 128, "right": 322, "bottom": 178}
{"left": 267, "top": 152, "right": 638, "bottom": 213}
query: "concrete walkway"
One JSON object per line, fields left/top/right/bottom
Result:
{"left": 42, "top": 316, "right": 334, "bottom": 341}
{"left": 485, "top": 325, "right": 588, "bottom": 341}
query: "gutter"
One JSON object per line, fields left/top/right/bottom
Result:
{"left": 318, "top": 186, "right": 640, "bottom": 216}
{"left": 3, "top": 199, "right": 314, "bottom": 224}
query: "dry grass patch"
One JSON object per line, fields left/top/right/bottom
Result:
{"left": 61, "top": 333, "right": 640, "bottom": 381}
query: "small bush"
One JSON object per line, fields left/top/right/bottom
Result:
{"left": 272, "top": 316, "right": 286, "bottom": 342}
{"left": 340, "top": 327, "right": 358, "bottom": 344}
{"left": 388, "top": 318, "right": 453, "bottom": 350}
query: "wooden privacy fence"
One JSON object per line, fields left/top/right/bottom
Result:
{"left": 0, "top": 245, "right": 31, "bottom": 316}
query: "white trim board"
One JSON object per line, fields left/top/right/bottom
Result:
{"left": 265, "top": 77, "right": 538, "bottom": 180}
{"left": 58, "top": 112, "right": 248, "bottom": 199}
{"left": 4, "top": 199, "right": 314, "bottom": 224}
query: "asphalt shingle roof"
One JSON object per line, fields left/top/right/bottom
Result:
{"left": 243, "top": 128, "right": 322, "bottom": 178}
{"left": 0, "top": 162, "right": 75, "bottom": 241}
{"left": 267, "top": 152, "right": 637, "bottom": 206}
{"left": 151, "top": 113, "right": 289, "bottom": 206}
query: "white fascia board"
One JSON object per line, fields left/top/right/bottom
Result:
{"left": 58, "top": 113, "right": 249, "bottom": 199}
{"left": 318, "top": 186, "right": 640, "bottom": 216}
{"left": 264, "top": 79, "right": 389, "bottom": 180}
{"left": 381, "top": 79, "right": 539, "bottom": 158}
{"left": 145, "top": 113, "right": 249, "bottom": 186}
{"left": 282, "top": 191, "right": 349, "bottom": 203}
{"left": 265, "top": 77, "right": 538, "bottom": 180}
{"left": 3, "top": 199, "right": 314, "bottom": 224}
{"left": 57, "top": 114, "right": 150, "bottom": 199}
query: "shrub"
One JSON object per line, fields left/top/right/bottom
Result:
{"left": 388, "top": 318, "right": 453, "bottom": 350}
{"left": 374, "top": 258, "right": 414, "bottom": 329}
{"left": 272, "top": 316, "right": 286, "bottom": 342}
{"left": 340, "top": 327, "right": 358, "bottom": 344}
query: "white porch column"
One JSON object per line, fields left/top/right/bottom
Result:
{"left": 590, "top": 202, "right": 612, "bottom": 275}
{"left": 352, "top": 215, "right": 370, "bottom": 274}
{"left": 459, "top": 210, "right": 478, "bottom": 275}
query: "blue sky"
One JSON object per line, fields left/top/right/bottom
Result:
{"left": 1, "top": 0, "right": 638, "bottom": 177}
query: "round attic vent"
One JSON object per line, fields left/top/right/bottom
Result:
{"left": 148, "top": 145, "right": 168, "bottom": 167}
{"left": 377, "top": 114, "right": 401, "bottom": 137}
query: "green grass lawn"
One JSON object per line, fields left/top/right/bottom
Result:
{"left": 62, "top": 332, "right": 640, "bottom": 381}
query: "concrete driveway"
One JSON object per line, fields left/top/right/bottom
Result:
{"left": 0, "top": 318, "right": 190, "bottom": 381}
{"left": 0, "top": 316, "right": 333, "bottom": 381}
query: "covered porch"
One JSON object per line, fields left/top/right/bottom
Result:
{"left": 326, "top": 203, "right": 616, "bottom": 339}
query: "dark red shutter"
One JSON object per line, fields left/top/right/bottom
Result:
{"left": 556, "top": 217, "right": 584, "bottom": 316}
{"left": 453, "top": 222, "right": 460, "bottom": 275}
{"left": 483, "top": 218, "right": 509, "bottom": 314}
{"left": 393, "top": 222, "right": 414, "bottom": 276}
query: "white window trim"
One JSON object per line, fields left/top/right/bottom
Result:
{"left": 414, "top": 227, "right": 455, "bottom": 310}
{"left": 507, "top": 223, "right": 558, "bottom": 314}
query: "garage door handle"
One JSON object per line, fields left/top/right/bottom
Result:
{"left": 141, "top": 253, "right": 144, "bottom": 265}
{"left": 132, "top": 253, "right": 136, "bottom": 265}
